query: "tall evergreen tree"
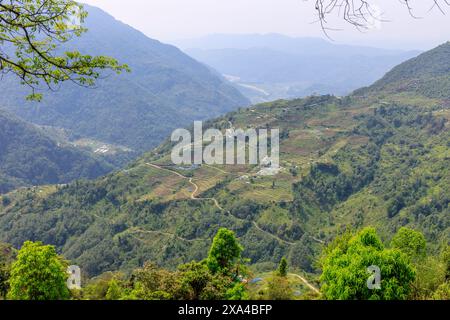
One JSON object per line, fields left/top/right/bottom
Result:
{"left": 277, "top": 257, "right": 288, "bottom": 277}
{"left": 207, "top": 228, "right": 243, "bottom": 275}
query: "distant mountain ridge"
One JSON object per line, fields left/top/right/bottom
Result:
{"left": 0, "top": 6, "right": 249, "bottom": 152}
{"left": 176, "top": 34, "right": 420, "bottom": 103}
{"left": 176, "top": 33, "right": 412, "bottom": 56}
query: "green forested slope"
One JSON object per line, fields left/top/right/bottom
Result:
{"left": 356, "top": 42, "right": 450, "bottom": 99}
{"left": 0, "top": 93, "right": 448, "bottom": 277}
{"left": 0, "top": 43, "right": 448, "bottom": 278}
{"left": 0, "top": 110, "right": 113, "bottom": 193}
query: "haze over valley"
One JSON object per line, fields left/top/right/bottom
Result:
{"left": 177, "top": 34, "right": 420, "bottom": 103}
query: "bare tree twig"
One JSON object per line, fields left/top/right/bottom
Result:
{"left": 311, "top": 0, "right": 449, "bottom": 36}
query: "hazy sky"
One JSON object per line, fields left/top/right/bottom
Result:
{"left": 82, "top": 0, "right": 450, "bottom": 50}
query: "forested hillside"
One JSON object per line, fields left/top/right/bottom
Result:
{"left": 0, "top": 110, "right": 114, "bottom": 194}
{"left": 356, "top": 42, "right": 450, "bottom": 99}
{"left": 0, "top": 42, "right": 448, "bottom": 282}
{"left": 0, "top": 5, "right": 249, "bottom": 152}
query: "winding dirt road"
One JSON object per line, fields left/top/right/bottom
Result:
{"left": 134, "top": 162, "right": 322, "bottom": 294}
{"left": 145, "top": 163, "right": 295, "bottom": 245}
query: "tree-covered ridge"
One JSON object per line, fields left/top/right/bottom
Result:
{"left": 0, "top": 110, "right": 114, "bottom": 194}
{"left": 379, "top": 42, "right": 450, "bottom": 81}
{"left": 356, "top": 42, "right": 450, "bottom": 99}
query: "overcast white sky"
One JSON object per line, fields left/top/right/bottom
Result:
{"left": 82, "top": 0, "right": 450, "bottom": 50}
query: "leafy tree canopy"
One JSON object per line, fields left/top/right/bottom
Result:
{"left": 391, "top": 227, "right": 427, "bottom": 262}
{"left": 0, "top": 0, "right": 128, "bottom": 101}
{"left": 320, "top": 228, "right": 416, "bottom": 300}
{"left": 7, "top": 241, "right": 69, "bottom": 300}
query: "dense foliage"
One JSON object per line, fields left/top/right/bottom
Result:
{"left": 391, "top": 227, "right": 427, "bottom": 262}
{"left": 320, "top": 228, "right": 416, "bottom": 300}
{"left": 0, "top": 0, "right": 127, "bottom": 101}
{"left": 2, "top": 227, "right": 446, "bottom": 300}
{"left": 7, "top": 241, "right": 69, "bottom": 300}
{"left": 73, "top": 229, "right": 247, "bottom": 300}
